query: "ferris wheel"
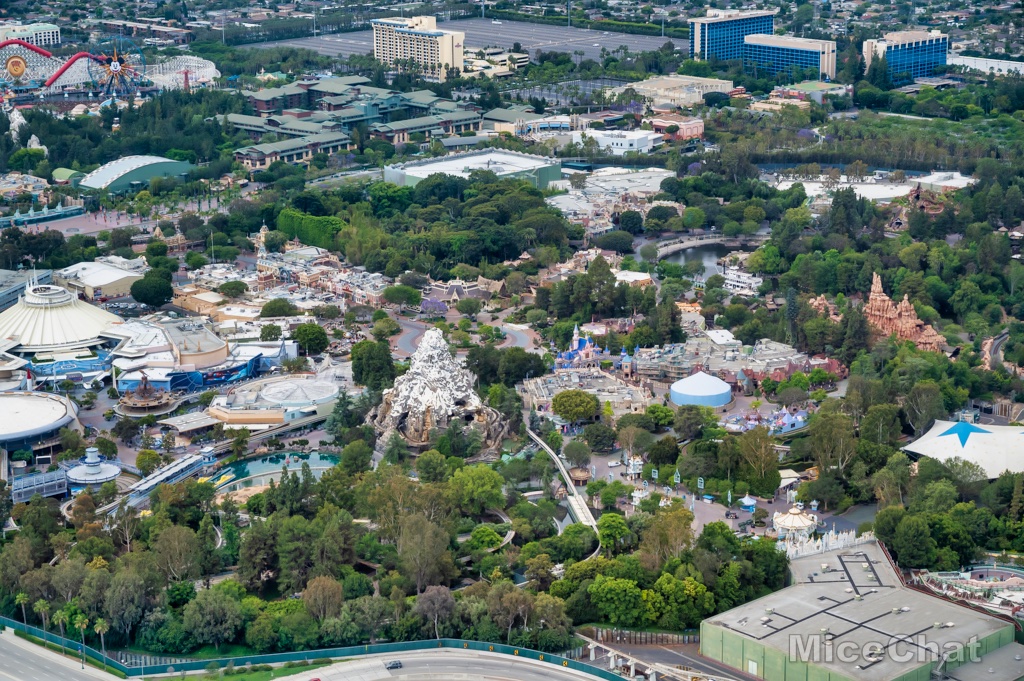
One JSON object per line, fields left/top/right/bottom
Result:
{"left": 87, "top": 36, "right": 147, "bottom": 97}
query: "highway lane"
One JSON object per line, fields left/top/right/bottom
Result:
{"left": 0, "top": 632, "right": 111, "bottom": 681}
{"left": 314, "top": 650, "right": 607, "bottom": 681}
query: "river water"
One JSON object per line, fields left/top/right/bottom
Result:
{"left": 660, "top": 242, "right": 734, "bottom": 272}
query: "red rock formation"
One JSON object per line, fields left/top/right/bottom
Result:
{"left": 808, "top": 294, "right": 842, "bottom": 323}
{"left": 864, "top": 273, "right": 944, "bottom": 353}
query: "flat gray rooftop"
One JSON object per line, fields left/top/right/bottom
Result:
{"left": 704, "top": 542, "right": 1019, "bottom": 681}
{"left": 946, "top": 642, "right": 1024, "bottom": 681}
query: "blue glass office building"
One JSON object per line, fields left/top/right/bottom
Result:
{"left": 689, "top": 11, "right": 776, "bottom": 62}
{"left": 742, "top": 35, "right": 837, "bottom": 80}
{"left": 864, "top": 31, "right": 948, "bottom": 85}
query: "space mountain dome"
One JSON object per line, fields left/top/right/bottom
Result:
{"left": 0, "top": 279, "right": 123, "bottom": 353}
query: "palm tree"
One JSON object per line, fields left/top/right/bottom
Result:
{"left": 15, "top": 592, "right": 29, "bottom": 625}
{"left": 93, "top": 619, "right": 109, "bottom": 673}
{"left": 74, "top": 615, "right": 89, "bottom": 669}
{"left": 32, "top": 600, "right": 49, "bottom": 632}
{"left": 53, "top": 610, "right": 68, "bottom": 656}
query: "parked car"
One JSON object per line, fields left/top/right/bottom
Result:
{"left": 607, "top": 461, "right": 622, "bottom": 468}
{"left": 385, "top": 660, "right": 403, "bottom": 669}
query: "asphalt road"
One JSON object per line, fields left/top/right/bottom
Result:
{"left": 314, "top": 651, "right": 606, "bottom": 681}
{"left": 0, "top": 633, "right": 110, "bottom": 681}
{"left": 248, "top": 18, "right": 684, "bottom": 63}
{"left": 609, "top": 643, "right": 756, "bottom": 681}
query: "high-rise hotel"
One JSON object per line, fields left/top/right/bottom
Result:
{"left": 689, "top": 10, "right": 777, "bottom": 62}
{"left": 371, "top": 16, "right": 464, "bottom": 83}
{"left": 863, "top": 30, "right": 948, "bottom": 85}
{"left": 743, "top": 35, "right": 837, "bottom": 80}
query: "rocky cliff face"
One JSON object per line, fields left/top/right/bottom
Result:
{"left": 370, "top": 328, "right": 509, "bottom": 457}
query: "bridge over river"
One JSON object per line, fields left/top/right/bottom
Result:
{"left": 656, "top": 233, "right": 769, "bottom": 260}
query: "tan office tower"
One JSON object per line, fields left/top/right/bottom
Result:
{"left": 371, "top": 16, "right": 464, "bottom": 83}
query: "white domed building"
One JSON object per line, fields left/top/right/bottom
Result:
{"left": 0, "top": 279, "right": 125, "bottom": 387}
{"left": 0, "top": 390, "right": 81, "bottom": 466}
{"left": 669, "top": 371, "right": 732, "bottom": 408}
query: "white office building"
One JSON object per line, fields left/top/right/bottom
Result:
{"left": 0, "top": 22, "right": 61, "bottom": 47}
{"left": 572, "top": 130, "right": 663, "bottom": 156}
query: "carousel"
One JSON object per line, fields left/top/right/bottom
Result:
{"left": 772, "top": 506, "right": 819, "bottom": 541}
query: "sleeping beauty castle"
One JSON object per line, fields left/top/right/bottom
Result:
{"left": 555, "top": 324, "right": 636, "bottom": 371}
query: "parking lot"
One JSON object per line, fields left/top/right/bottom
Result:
{"left": 248, "top": 18, "right": 686, "bottom": 63}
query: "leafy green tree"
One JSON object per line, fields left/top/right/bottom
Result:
{"left": 136, "top": 449, "right": 161, "bottom": 476}
{"left": 185, "top": 251, "right": 208, "bottom": 270}
{"left": 582, "top": 423, "right": 616, "bottom": 452}
{"left": 183, "top": 587, "right": 242, "bottom": 651}
{"left": 130, "top": 275, "right": 173, "bottom": 308}
{"left": 260, "top": 298, "right": 299, "bottom": 318}
{"left": 674, "top": 405, "right": 714, "bottom": 439}
{"left": 371, "top": 317, "right": 401, "bottom": 341}
{"left": 341, "top": 440, "right": 373, "bottom": 475}
{"left": 383, "top": 431, "right": 409, "bottom": 465}
{"left": 905, "top": 381, "right": 945, "bottom": 436}
{"left": 303, "top": 575, "right": 344, "bottom": 623}
{"left": 351, "top": 340, "right": 396, "bottom": 390}
{"left": 104, "top": 570, "right": 146, "bottom": 640}
{"left": 648, "top": 436, "right": 680, "bottom": 466}
{"left": 416, "top": 449, "right": 449, "bottom": 483}
{"left": 94, "top": 618, "right": 110, "bottom": 671}
{"left": 382, "top": 285, "right": 422, "bottom": 308}
{"left": 398, "top": 514, "right": 454, "bottom": 594}
{"left": 619, "top": 210, "right": 644, "bottom": 235}
{"left": 551, "top": 389, "right": 600, "bottom": 424}
{"left": 861, "top": 404, "right": 901, "bottom": 445}
{"left": 448, "top": 465, "right": 505, "bottom": 515}
{"left": 455, "top": 297, "right": 483, "bottom": 316}
{"left": 891, "top": 515, "right": 936, "bottom": 568}
{"left": 588, "top": 575, "right": 642, "bottom": 627}
{"left": 466, "top": 525, "right": 502, "bottom": 551}
{"left": 260, "top": 324, "right": 282, "bottom": 341}
{"left": 197, "top": 514, "right": 220, "bottom": 582}
{"left": 218, "top": 281, "right": 248, "bottom": 298}
{"left": 682, "top": 206, "right": 706, "bottom": 230}
{"left": 412, "top": 585, "right": 455, "bottom": 639}
{"left": 563, "top": 441, "right": 592, "bottom": 469}
{"left": 652, "top": 573, "right": 714, "bottom": 629}
{"left": 646, "top": 404, "right": 674, "bottom": 429}
{"left": 595, "top": 230, "right": 635, "bottom": 254}
{"left": 292, "top": 322, "right": 329, "bottom": 355}
{"left": 597, "top": 513, "right": 629, "bottom": 556}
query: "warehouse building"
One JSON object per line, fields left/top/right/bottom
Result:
{"left": 55, "top": 261, "right": 145, "bottom": 300}
{"left": 383, "top": 149, "right": 561, "bottom": 189}
{"left": 79, "top": 155, "right": 194, "bottom": 194}
{"left": 701, "top": 541, "right": 1024, "bottom": 681}
{"left": 609, "top": 75, "right": 734, "bottom": 108}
